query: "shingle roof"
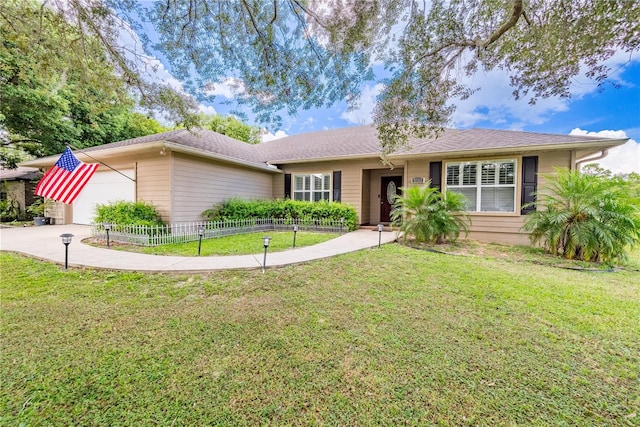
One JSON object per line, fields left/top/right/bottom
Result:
{"left": 81, "top": 128, "right": 266, "bottom": 166}
{"left": 24, "top": 125, "right": 626, "bottom": 169}
{"left": 0, "top": 167, "right": 42, "bottom": 181}
{"left": 256, "top": 125, "right": 621, "bottom": 163}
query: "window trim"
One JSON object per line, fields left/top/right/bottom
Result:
{"left": 292, "top": 173, "right": 331, "bottom": 202}
{"left": 445, "top": 159, "right": 518, "bottom": 213}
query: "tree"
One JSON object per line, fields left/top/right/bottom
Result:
{"left": 2, "top": 1, "right": 638, "bottom": 157}
{"left": 523, "top": 168, "right": 640, "bottom": 264}
{"left": 0, "top": 0, "right": 169, "bottom": 166}
{"left": 391, "top": 183, "right": 470, "bottom": 244}
{"left": 202, "top": 115, "right": 262, "bottom": 144}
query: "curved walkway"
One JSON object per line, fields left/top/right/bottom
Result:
{"left": 0, "top": 224, "right": 397, "bottom": 272}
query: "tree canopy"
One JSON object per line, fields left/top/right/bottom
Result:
{"left": 202, "top": 115, "right": 262, "bottom": 144}
{"left": 2, "top": 0, "right": 638, "bottom": 159}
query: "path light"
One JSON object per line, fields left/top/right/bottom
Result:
{"left": 60, "top": 233, "right": 73, "bottom": 270}
{"left": 293, "top": 224, "right": 299, "bottom": 248}
{"left": 197, "top": 226, "right": 205, "bottom": 256}
{"left": 262, "top": 236, "right": 271, "bottom": 274}
{"left": 340, "top": 217, "right": 344, "bottom": 234}
{"left": 377, "top": 224, "right": 384, "bottom": 248}
{"left": 103, "top": 222, "right": 111, "bottom": 248}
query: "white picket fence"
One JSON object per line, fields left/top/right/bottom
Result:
{"left": 91, "top": 218, "right": 348, "bottom": 246}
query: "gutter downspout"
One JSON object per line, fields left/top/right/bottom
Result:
{"left": 575, "top": 149, "right": 609, "bottom": 171}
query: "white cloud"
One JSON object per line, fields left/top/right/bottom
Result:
{"left": 261, "top": 130, "right": 289, "bottom": 142}
{"left": 570, "top": 128, "right": 640, "bottom": 173}
{"left": 450, "top": 51, "right": 639, "bottom": 129}
{"left": 204, "top": 78, "right": 246, "bottom": 99}
{"left": 198, "top": 104, "right": 217, "bottom": 116}
{"left": 340, "top": 83, "right": 384, "bottom": 124}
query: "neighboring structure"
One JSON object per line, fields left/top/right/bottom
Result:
{"left": 0, "top": 167, "right": 42, "bottom": 217}
{"left": 22, "top": 126, "right": 627, "bottom": 244}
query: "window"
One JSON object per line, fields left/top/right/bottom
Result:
{"left": 293, "top": 173, "right": 330, "bottom": 202}
{"left": 445, "top": 160, "right": 516, "bottom": 212}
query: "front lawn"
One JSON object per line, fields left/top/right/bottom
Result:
{"left": 1, "top": 245, "right": 638, "bottom": 425}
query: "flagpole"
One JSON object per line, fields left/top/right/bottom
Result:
{"left": 67, "top": 144, "right": 136, "bottom": 182}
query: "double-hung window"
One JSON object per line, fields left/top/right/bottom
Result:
{"left": 446, "top": 159, "right": 516, "bottom": 212}
{"left": 293, "top": 173, "right": 331, "bottom": 202}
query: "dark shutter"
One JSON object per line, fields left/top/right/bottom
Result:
{"left": 332, "top": 171, "right": 342, "bottom": 202}
{"left": 520, "top": 156, "right": 538, "bottom": 214}
{"left": 284, "top": 173, "right": 292, "bottom": 199}
{"left": 429, "top": 161, "right": 443, "bottom": 191}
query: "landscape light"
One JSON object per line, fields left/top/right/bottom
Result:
{"left": 293, "top": 224, "right": 299, "bottom": 248}
{"left": 60, "top": 233, "right": 73, "bottom": 270}
{"left": 262, "top": 236, "right": 271, "bottom": 273}
{"left": 198, "top": 226, "right": 205, "bottom": 256}
{"left": 103, "top": 222, "right": 111, "bottom": 247}
{"left": 377, "top": 224, "right": 383, "bottom": 248}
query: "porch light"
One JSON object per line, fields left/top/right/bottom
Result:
{"left": 197, "top": 226, "right": 205, "bottom": 256}
{"left": 377, "top": 224, "right": 383, "bottom": 248}
{"left": 262, "top": 236, "right": 271, "bottom": 273}
{"left": 103, "top": 222, "right": 111, "bottom": 247}
{"left": 60, "top": 233, "right": 73, "bottom": 270}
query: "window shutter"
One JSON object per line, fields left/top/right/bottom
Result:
{"left": 520, "top": 156, "right": 538, "bottom": 215}
{"left": 429, "top": 161, "right": 442, "bottom": 191}
{"left": 284, "top": 173, "right": 291, "bottom": 199}
{"left": 332, "top": 171, "right": 342, "bottom": 202}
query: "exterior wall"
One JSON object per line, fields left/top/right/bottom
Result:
{"left": 171, "top": 152, "right": 274, "bottom": 223}
{"left": 136, "top": 153, "right": 172, "bottom": 222}
{"left": 405, "top": 161, "right": 430, "bottom": 187}
{"left": 402, "top": 149, "right": 574, "bottom": 245}
{"left": 2, "top": 181, "right": 37, "bottom": 218}
{"left": 361, "top": 170, "right": 371, "bottom": 224}
{"left": 277, "top": 158, "right": 395, "bottom": 224}
{"left": 4, "top": 181, "right": 25, "bottom": 212}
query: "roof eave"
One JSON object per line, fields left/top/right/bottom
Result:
{"left": 21, "top": 140, "right": 282, "bottom": 174}
{"left": 270, "top": 153, "right": 382, "bottom": 165}
{"left": 388, "top": 138, "right": 629, "bottom": 160}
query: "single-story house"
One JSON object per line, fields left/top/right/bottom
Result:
{"left": 22, "top": 126, "right": 627, "bottom": 244}
{"left": 0, "top": 166, "right": 42, "bottom": 216}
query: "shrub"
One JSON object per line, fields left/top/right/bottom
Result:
{"left": 522, "top": 168, "right": 640, "bottom": 264}
{"left": 391, "top": 183, "right": 470, "bottom": 244}
{"left": 94, "top": 200, "right": 165, "bottom": 227}
{"left": 203, "top": 198, "right": 358, "bottom": 231}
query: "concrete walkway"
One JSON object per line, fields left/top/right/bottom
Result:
{"left": 0, "top": 224, "right": 397, "bottom": 272}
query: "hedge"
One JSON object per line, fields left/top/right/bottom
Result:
{"left": 202, "top": 199, "right": 358, "bottom": 231}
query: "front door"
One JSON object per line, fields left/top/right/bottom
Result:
{"left": 380, "top": 176, "right": 402, "bottom": 223}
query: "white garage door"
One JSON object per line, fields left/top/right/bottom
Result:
{"left": 73, "top": 169, "right": 135, "bottom": 224}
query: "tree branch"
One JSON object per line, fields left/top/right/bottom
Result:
{"left": 477, "top": 0, "right": 524, "bottom": 48}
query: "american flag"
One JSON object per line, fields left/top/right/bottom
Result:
{"left": 35, "top": 148, "right": 99, "bottom": 204}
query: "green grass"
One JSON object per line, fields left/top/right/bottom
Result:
{"left": 89, "top": 231, "right": 337, "bottom": 256}
{"left": 1, "top": 245, "right": 639, "bottom": 425}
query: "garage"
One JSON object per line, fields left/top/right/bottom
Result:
{"left": 72, "top": 169, "right": 135, "bottom": 224}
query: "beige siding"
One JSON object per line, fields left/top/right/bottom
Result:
{"left": 405, "top": 160, "right": 430, "bottom": 187}
{"left": 361, "top": 170, "right": 371, "bottom": 224}
{"left": 172, "top": 153, "right": 273, "bottom": 222}
{"left": 272, "top": 174, "right": 285, "bottom": 199}
{"left": 136, "top": 154, "right": 172, "bottom": 222}
{"left": 465, "top": 214, "right": 528, "bottom": 244}
{"left": 536, "top": 150, "right": 572, "bottom": 189}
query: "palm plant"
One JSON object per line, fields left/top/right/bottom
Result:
{"left": 391, "top": 183, "right": 470, "bottom": 244}
{"left": 523, "top": 168, "right": 640, "bottom": 263}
